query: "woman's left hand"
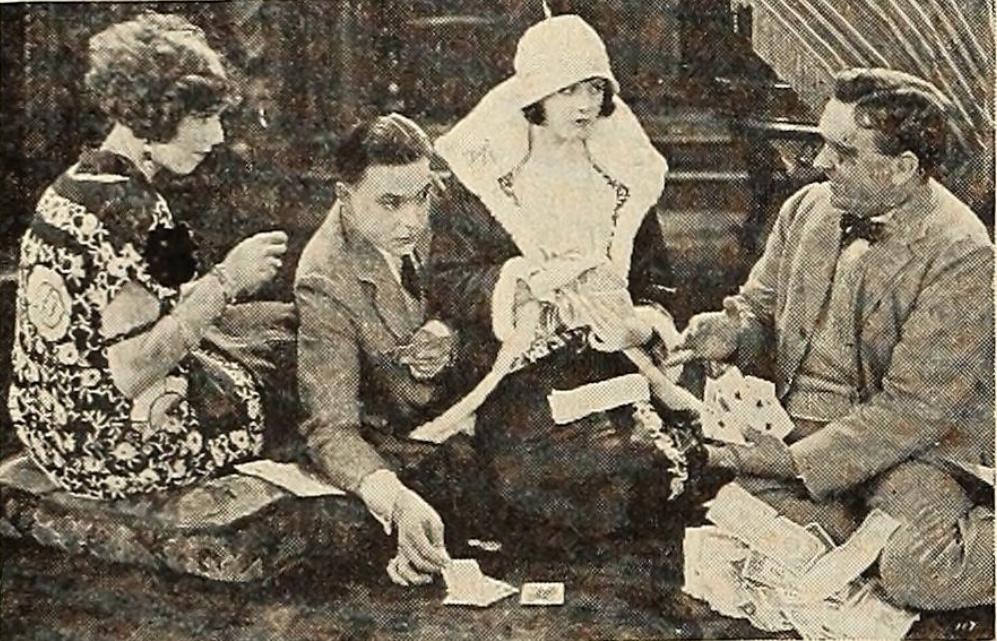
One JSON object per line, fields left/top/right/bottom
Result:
{"left": 565, "top": 291, "right": 652, "bottom": 352}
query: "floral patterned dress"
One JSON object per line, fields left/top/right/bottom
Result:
{"left": 7, "top": 150, "right": 264, "bottom": 499}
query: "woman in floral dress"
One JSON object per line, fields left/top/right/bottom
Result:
{"left": 8, "top": 13, "right": 288, "bottom": 499}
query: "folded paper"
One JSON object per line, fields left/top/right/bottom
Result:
{"left": 548, "top": 373, "right": 650, "bottom": 425}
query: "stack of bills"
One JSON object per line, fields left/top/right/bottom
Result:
{"left": 683, "top": 483, "right": 920, "bottom": 639}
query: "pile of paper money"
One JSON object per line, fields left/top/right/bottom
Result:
{"left": 683, "top": 483, "right": 920, "bottom": 640}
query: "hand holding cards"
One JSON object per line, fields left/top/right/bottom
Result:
{"left": 394, "top": 320, "right": 454, "bottom": 380}
{"left": 701, "top": 367, "right": 795, "bottom": 445}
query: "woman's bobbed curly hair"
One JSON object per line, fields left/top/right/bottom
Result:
{"left": 85, "top": 12, "right": 234, "bottom": 143}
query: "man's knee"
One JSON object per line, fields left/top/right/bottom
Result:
{"left": 878, "top": 508, "right": 995, "bottom": 611}
{"left": 737, "top": 475, "right": 860, "bottom": 543}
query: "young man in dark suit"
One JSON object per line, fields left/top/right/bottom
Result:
{"left": 295, "top": 115, "right": 458, "bottom": 586}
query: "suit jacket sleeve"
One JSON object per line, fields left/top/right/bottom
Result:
{"left": 790, "top": 242, "right": 995, "bottom": 498}
{"left": 727, "top": 184, "right": 818, "bottom": 362}
{"left": 295, "top": 273, "right": 388, "bottom": 492}
{"left": 426, "top": 177, "right": 521, "bottom": 384}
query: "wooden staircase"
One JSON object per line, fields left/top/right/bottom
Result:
{"left": 646, "top": 109, "right": 756, "bottom": 326}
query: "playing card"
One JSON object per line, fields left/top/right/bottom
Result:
{"left": 741, "top": 550, "right": 798, "bottom": 589}
{"left": 702, "top": 368, "right": 794, "bottom": 443}
{"left": 442, "top": 559, "right": 484, "bottom": 595}
{"left": 793, "top": 509, "right": 901, "bottom": 602}
{"left": 804, "top": 522, "right": 837, "bottom": 553}
{"left": 706, "top": 484, "right": 825, "bottom": 574}
{"left": 739, "top": 375, "right": 795, "bottom": 439}
{"left": 519, "top": 582, "right": 565, "bottom": 606}
{"left": 441, "top": 559, "right": 518, "bottom": 608}
{"left": 702, "top": 369, "right": 750, "bottom": 444}
{"left": 700, "top": 378, "right": 749, "bottom": 445}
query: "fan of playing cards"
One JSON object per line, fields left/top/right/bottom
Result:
{"left": 700, "top": 366, "right": 795, "bottom": 445}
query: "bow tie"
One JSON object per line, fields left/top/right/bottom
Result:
{"left": 839, "top": 212, "right": 888, "bottom": 247}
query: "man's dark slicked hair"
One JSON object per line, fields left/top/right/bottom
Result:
{"left": 335, "top": 114, "right": 434, "bottom": 185}
{"left": 833, "top": 67, "right": 953, "bottom": 178}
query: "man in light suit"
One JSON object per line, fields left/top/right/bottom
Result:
{"left": 295, "top": 115, "right": 457, "bottom": 586}
{"left": 679, "top": 68, "right": 994, "bottom": 610}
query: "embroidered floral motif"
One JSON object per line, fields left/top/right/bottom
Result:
{"left": 591, "top": 162, "right": 630, "bottom": 259}
{"left": 631, "top": 400, "right": 689, "bottom": 499}
{"left": 24, "top": 265, "right": 73, "bottom": 341}
{"left": 497, "top": 170, "right": 518, "bottom": 205}
{"left": 8, "top": 168, "right": 264, "bottom": 500}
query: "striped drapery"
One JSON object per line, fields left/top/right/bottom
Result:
{"left": 746, "top": 0, "right": 994, "bottom": 206}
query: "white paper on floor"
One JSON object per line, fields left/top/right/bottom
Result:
{"left": 548, "top": 373, "right": 650, "bottom": 425}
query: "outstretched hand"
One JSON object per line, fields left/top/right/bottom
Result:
{"left": 564, "top": 291, "right": 651, "bottom": 352}
{"left": 387, "top": 488, "right": 450, "bottom": 586}
{"left": 666, "top": 298, "right": 744, "bottom": 366}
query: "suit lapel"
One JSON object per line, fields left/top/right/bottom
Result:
{"left": 854, "top": 189, "right": 934, "bottom": 327}
{"left": 346, "top": 225, "right": 423, "bottom": 343}
{"left": 778, "top": 184, "right": 935, "bottom": 391}
{"left": 779, "top": 203, "right": 842, "bottom": 387}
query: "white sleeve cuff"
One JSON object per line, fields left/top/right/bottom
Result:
{"left": 491, "top": 256, "right": 533, "bottom": 342}
{"left": 357, "top": 469, "right": 405, "bottom": 535}
{"left": 636, "top": 305, "right": 680, "bottom": 350}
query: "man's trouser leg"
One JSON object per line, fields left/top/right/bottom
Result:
{"left": 741, "top": 461, "right": 994, "bottom": 611}
{"left": 869, "top": 460, "right": 994, "bottom": 611}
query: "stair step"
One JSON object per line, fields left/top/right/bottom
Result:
{"left": 661, "top": 176, "right": 751, "bottom": 212}
{"left": 657, "top": 208, "right": 750, "bottom": 237}
{"left": 657, "top": 139, "right": 748, "bottom": 173}
{"left": 667, "top": 170, "right": 750, "bottom": 182}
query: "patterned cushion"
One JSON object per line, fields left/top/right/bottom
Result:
{"left": 0, "top": 454, "right": 371, "bottom": 582}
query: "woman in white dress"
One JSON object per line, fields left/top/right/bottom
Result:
{"left": 427, "top": 14, "right": 704, "bottom": 543}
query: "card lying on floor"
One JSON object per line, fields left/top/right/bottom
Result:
{"left": 442, "top": 559, "right": 518, "bottom": 607}
{"left": 520, "top": 582, "right": 565, "bottom": 606}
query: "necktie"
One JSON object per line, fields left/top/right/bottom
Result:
{"left": 839, "top": 212, "right": 887, "bottom": 247}
{"left": 400, "top": 253, "right": 423, "bottom": 301}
